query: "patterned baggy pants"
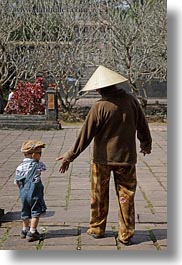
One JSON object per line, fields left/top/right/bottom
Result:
{"left": 88, "top": 163, "right": 137, "bottom": 242}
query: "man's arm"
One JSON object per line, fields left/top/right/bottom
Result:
{"left": 56, "top": 106, "right": 99, "bottom": 173}
{"left": 135, "top": 100, "right": 152, "bottom": 156}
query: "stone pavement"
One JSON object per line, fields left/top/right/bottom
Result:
{"left": 0, "top": 123, "right": 167, "bottom": 251}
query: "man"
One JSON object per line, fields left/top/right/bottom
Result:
{"left": 56, "top": 65, "right": 152, "bottom": 245}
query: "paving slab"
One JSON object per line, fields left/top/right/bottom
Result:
{"left": 0, "top": 123, "right": 167, "bottom": 251}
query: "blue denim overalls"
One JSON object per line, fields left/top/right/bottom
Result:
{"left": 16, "top": 160, "right": 45, "bottom": 220}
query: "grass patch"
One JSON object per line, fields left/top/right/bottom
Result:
{"left": 0, "top": 228, "right": 11, "bottom": 248}
{"left": 76, "top": 225, "right": 81, "bottom": 250}
{"left": 138, "top": 185, "right": 155, "bottom": 214}
{"left": 111, "top": 225, "right": 121, "bottom": 250}
{"left": 147, "top": 228, "right": 161, "bottom": 250}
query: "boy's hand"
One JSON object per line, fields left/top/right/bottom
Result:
{"left": 56, "top": 156, "right": 70, "bottom": 173}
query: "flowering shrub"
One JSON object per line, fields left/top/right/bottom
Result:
{"left": 5, "top": 77, "right": 45, "bottom": 115}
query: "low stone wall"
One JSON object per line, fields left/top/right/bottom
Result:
{"left": 0, "top": 114, "right": 61, "bottom": 130}
{"left": 60, "top": 98, "right": 167, "bottom": 123}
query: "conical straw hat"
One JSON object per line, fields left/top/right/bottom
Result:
{"left": 81, "top": 65, "right": 128, "bottom": 92}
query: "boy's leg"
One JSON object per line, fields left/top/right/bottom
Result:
{"left": 40, "top": 181, "right": 47, "bottom": 212}
{"left": 88, "top": 163, "right": 111, "bottom": 237}
{"left": 20, "top": 218, "right": 30, "bottom": 239}
{"left": 22, "top": 218, "right": 29, "bottom": 228}
{"left": 30, "top": 217, "right": 39, "bottom": 232}
{"left": 27, "top": 193, "right": 42, "bottom": 241}
{"left": 28, "top": 183, "right": 42, "bottom": 239}
{"left": 22, "top": 218, "right": 30, "bottom": 230}
{"left": 20, "top": 192, "right": 31, "bottom": 238}
{"left": 27, "top": 217, "right": 42, "bottom": 242}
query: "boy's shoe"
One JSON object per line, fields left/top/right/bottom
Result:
{"left": 27, "top": 230, "right": 43, "bottom": 242}
{"left": 20, "top": 230, "right": 29, "bottom": 239}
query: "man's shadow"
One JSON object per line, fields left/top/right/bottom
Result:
{"left": 0, "top": 212, "right": 167, "bottom": 245}
{"left": 45, "top": 227, "right": 115, "bottom": 239}
{"left": 45, "top": 226, "right": 167, "bottom": 245}
{"left": 129, "top": 229, "right": 167, "bottom": 245}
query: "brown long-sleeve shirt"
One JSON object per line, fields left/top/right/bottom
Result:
{"left": 64, "top": 90, "right": 152, "bottom": 165}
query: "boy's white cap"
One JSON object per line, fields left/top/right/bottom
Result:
{"left": 81, "top": 65, "right": 128, "bottom": 92}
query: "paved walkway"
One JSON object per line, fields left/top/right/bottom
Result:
{"left": 0, "top": 123, "right": 167, "bottom": 251}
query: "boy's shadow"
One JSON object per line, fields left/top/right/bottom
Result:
{"left": 0, "top": 211, "right": 55, "bottom": 223}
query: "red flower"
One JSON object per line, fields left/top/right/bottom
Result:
{"left": 5, "top": 79, "right": 45, "bottom": 115}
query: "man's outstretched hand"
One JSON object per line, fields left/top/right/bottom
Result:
{"left": 140, "top": 148, "right": 151, "bottom": 156}
{"left": 56, "top": 156, "right": 70, "bottom": 173}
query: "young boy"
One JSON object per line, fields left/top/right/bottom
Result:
{"left": 14, "top": 140, "right": 47, "bottom": 242}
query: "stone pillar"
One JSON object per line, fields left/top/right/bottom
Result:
{"left": 45, "top": 88, "right": 58, "bottom": 121}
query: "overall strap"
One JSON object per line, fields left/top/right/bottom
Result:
{"left": 24, "top": 162, "right": 38, "bottom": 184}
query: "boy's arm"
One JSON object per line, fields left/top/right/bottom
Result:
{"left": 14, "top": 170, "right": 22, "bottom": 189}
{"left": 38, "top": 161, "right": 46, "bottom": 171}
{"left": 14, "top": 179, "right": 22, "bottom": 189}
{"left": 14, "top": 164, "right": 26, "bottom": 188}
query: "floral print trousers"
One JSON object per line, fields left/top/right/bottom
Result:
{"left": 88, "top": 163, "right": 137, "bottom": 242}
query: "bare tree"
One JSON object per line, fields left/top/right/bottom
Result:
{"left": 0, "top": 0, "right": 101, "bottom": 112}
{"left": 94, "top": 0, "right": 167, "bottom": 105}
{"left": 0, "top": 0, "right": 167, "bottom": 113}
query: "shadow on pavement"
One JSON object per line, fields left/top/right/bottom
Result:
{"left": 45, "top": 226, "right": 167, "bottom": 245}
{"left": 0, "top": 211, "right": 55, "bottom": 223}
{"left": 131, "top": 229, "right": 167, "bottom": 245}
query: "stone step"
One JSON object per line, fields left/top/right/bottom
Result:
{"left": 0, "top": 122, "right": 60, "bottom": 130}
{"left": 0, "top": 114, "right": 60, "bottom": 130}
{"left": 0, "top": 114, "right": 47, "bottom": 121}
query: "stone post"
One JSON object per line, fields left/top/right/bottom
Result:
{"left": 45, "top": 87, "right": 58, "bottom": 121}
